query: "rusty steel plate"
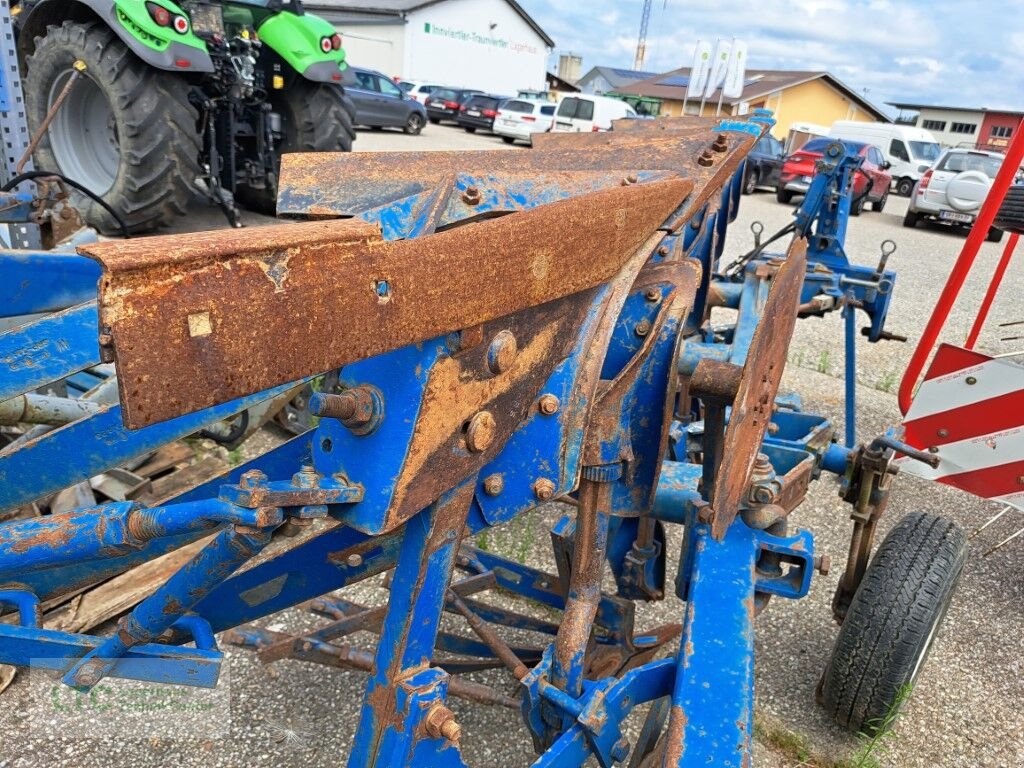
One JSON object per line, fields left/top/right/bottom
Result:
{"left": 82, "top": 177, "right": 693, "bottom": 429}
{"left": 276, "top": 127, "right": 754, "bottom": 220}
{"left": 708, "top": 238, "right": 808, "bottom": 540}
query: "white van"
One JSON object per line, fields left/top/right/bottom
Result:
{"left": 552, "top": 94, "right": 636, "bottom": 133}
{"left": 829, "top": 121, "right": 941, "bottom": 196}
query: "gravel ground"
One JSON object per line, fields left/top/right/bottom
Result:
{"left": 3, "top": 128, "right": 1022, "bottom": 768}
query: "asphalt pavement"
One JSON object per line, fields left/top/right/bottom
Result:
{"left": 3, "top": 124, "right": 1022, "bottom": 768}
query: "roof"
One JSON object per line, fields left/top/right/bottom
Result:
{"left": 888, "top": 102, "right": 1024, "bottom": 117}
{"left": 577, "top": 66, "right": 660, "bottom": 90}
{"left": 546, "top": 71, "right": 580, "bottom": 92}
{"left": 616, "top": 68, "right": 890, "bottom": 122}
{"left": 304, "top": 1, "right": 555, "bottom": 47}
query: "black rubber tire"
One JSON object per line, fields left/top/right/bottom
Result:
{"left": 872, "top": 190, "right": 888, "bottom": 212}
{"left": 429, "top": 117, "right": 440, "bottom": 124}
{"left": 463, "top": 126, "right": 476, "bottom": 133}
{"left": 903, "top": 209, "right": 919, "bottom": 228}
{"left": 985, "top": 226, "right": 1005, "bottom": 243}
{"left": 743, "top": 166, "right": 759, "bottom": 195}
{"left": 821, "top": 512, "right": 966, "bottom": 736}
{"left": 850, "top": 194, "right": 865, "bottom": 216}
{"left": 994, "top": 185, "right": 1024, "bottom": 234}
{"left": 24, "top": 21, "right": 200, "bottom": 234}
{"left": 404, "top": 112, "right": 425, "bottom": 135}
{"left": 896, "top": 177, "right": 915, "bottom": 196}
{"left": 236, "top": 81, "right": 355, "bottom": 215}
{"left": 501, "top": 135, "right": 515, "bottom": 144}
{"left": 776, "top": 188, "right": 793, "bottom": 204}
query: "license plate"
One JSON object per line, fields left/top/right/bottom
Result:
{"left": 467, "top": 110, "right": 480, "bottom": 116}
{"left": 940, "top": 210, "right": 972, "bottom": 223}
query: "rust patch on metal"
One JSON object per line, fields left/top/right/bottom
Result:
{"left": 83, "top": 179, "right": 692, "bottom": 428}
{"left": 708, "top": 239, "right": 808, "bottom": 540}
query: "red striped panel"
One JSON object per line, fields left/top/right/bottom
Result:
{"left": 923, "top": 344, "right": 991, "bottom": 381}
{"left": 938, "top": 458, "right": 1024, "bottom": 499}
{"left": 903, "top": 389, "right": 1024, "bottom": 449}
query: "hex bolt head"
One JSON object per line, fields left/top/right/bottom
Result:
{"left": 346, "top": 553, "right": 364, "bottom": 568}
{"left": 635, "top": 319, "right": 652, "bottom": 337}
{"left": 657, "top": 245, "right": 670, "bottom": 256}
{"left": 645, "top": 288, "right": 661, "bottom": 302}
{"left": 424, "top": 704, "right": 462, "bottom": 744}
{"left": 712, "top": 133, "right": 729, "bottom": 152}
{"left": 482, "top": 473, "right": 504, "bottom": 496}
{"left": 538, "top": 394, "right": 561, "bottom": 416}
{"left": 239, "top": 470, "right": 267, "bottom": 489}
{"left": 465, "top": 411, "right": 496, "bottom": 453}
{"left": 533, "top": 478, "right": 556, "bottom": 501}
{"left": 462, "top": 186, "right": 481, "bottom": 205}
{"left": 697, "top": 149, "right": 714, "bottom": 166}
{"left": 815, "top": 554, "right": 832, "bottom": 576}
{"left": 487, "top": 330, "right": 518, "bottom": 374}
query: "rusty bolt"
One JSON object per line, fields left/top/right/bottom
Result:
{"left": 751, "top": 485, "right": 776, "bottom": 505}
{"left": 346, "top": 553, "right": 363, "bottom": 568}
{"left": 424, "top": 704, "right": 462, "bottom": 744}
{"left": 239, "top": 470, "right": 267, "bottom": 489}
{"left": 645, "top": 288, "right": 661, "bottom": 302}
{"left": 462, "top": 186, "right": 481, "bottom": 205}
{"left": 311, "top": 388, "right": 381, "bottom": 434}
{"left": 293, "top": 465, "right": 319, "bottom": 489}
{"left": 697, "top": 149, "right": 714, "bottom": 167}
{"left": 533, "top": 478, "right": 556, "bottom": 501}
{"left": 621, "top": 174, "right": 638, "bottom": 186}
{"left": 483, "top": 473, "right": 504, "bottom": 496}
{"left": 538, "top": 394, "right": 561, "bottom": 416}
{"left": 487, "top": 330, "right": 517, "bottom": 374}
{"left": 657, "top": 245, "right": 670, "bottom": 256}
{"left": 465, "top": 411, "right": 496, "bottom": 453}
{"left": 711, "top": 133, "right": 729, "bottom": 153}
{"left": 815, "top": 554, "right": 832, "bottom": 576}
{"left": 635, "top": 319, "right": 652, "bottom": 337}
{"left": 98, "top": 332, "right": 113, "bottom": 347}
{"left": 696, "top": 504, "right": 714, "bottom": 524}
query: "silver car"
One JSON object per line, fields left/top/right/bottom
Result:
{"left": 904, "top": 148, "right": 1005, "bottom": 242}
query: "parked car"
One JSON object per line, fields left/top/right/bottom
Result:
{"left": 904, "top": 148, "right": 1005, "bottom": 242}
{"left": 743, "top": 133, "right": 786, "bottom": 194}
{"left": 776, "top": 138, "right": 892, "bottom": 214}
{"left": 425, "top": 88, "right": 483, "bottom": 124}
{"left": 397, "top": 80, "right": 442, "bottom": 104}
{"left": 456, "top": 94, "right": 508, "bottom": 133}
{"left": 492, "top": 99, "right": 556, "bottom": 145}
{"left": 830, "top": 121, "right": 941, "bottom": 196}
{"left": 346, "top": 67, "right": 427, "bottom": 135}
{"left": 552, "top": 94, "right": 636, "bottom": 133}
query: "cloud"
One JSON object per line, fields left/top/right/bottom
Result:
{"left": 520, "top": 0, "right": 1024, "bottom": 111}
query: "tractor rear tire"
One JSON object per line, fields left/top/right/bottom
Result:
{"left": 820, "top": 512, "right": 966, "bottom": 736}
{"left": 24, "top": 21, "right": 200, "bottom": 235}
{"left": 236, "top": 81, "right": 356, "bottom": 215}
{"left": 994, "top": 185, "right": 1024, "bottom": 235}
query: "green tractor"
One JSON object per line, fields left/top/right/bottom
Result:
{"left": 13, "top": 0, "right": 356, "bottom": 233}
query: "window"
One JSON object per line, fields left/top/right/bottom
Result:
{"left": 937, "top": 151, "right": 1003, "bottom": 178}
{"left": 502, "top": 100, "right": 534, "bottom": 114}
{"left": 922, "top": 119, "right": 946, "bottom": 131}
{"left": 432, "top": 89, "right": 456, "bottom": 102}
{"left": 557, "top": 97, "right": 594, "bottom": 120}
{"left": 991, "top": 125, "right": 1014, "bottom": 138}
{"left": 950, "top": 122, "right": 977, "bottom": 135}
{"left": 889, "top": 139, "right": 910, "bottom": 162}
{"left": 540, "top": 105, "right": 556, "bottom": 116}
{"left": 379, "top": 78, "right": 403, "bottom": 98}
{"left": 870, "top": 147, "right": 886, "bottom": 165}
{"left": 353, "top": 71, "right": 379, "bottom": 91}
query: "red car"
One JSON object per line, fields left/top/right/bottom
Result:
{"left": 776, "top": 138, "right": 892, "bottom": 214}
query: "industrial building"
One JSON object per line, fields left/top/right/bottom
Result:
{"left": 305, "top": 0, "right": 554, "bottom": 94}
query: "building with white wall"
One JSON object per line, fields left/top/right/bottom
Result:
{"left": 306, "top": 0, "right": 554, "bottom": 94}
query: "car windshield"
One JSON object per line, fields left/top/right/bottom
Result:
{"left": 799, "top": 138, "right": 863, "bottom": 155}
{"left": 937, "top": 152, "right": 1004, "bottom": 178}
{"left": 909, "top": 141, "right": 940, "bottom": 162}
{"left": 468, "top": 97, "right": 500, "bottom": 110}
{"left": 501, "top": 100, "right": 535, "bottom": 113}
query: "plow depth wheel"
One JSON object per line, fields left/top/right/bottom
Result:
{"left": 820, "top": 512, "right": 966, "bottom": 735}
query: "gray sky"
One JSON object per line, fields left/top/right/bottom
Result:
{"left": 519, "top": 0, "right": 1024, "bottom": 115}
